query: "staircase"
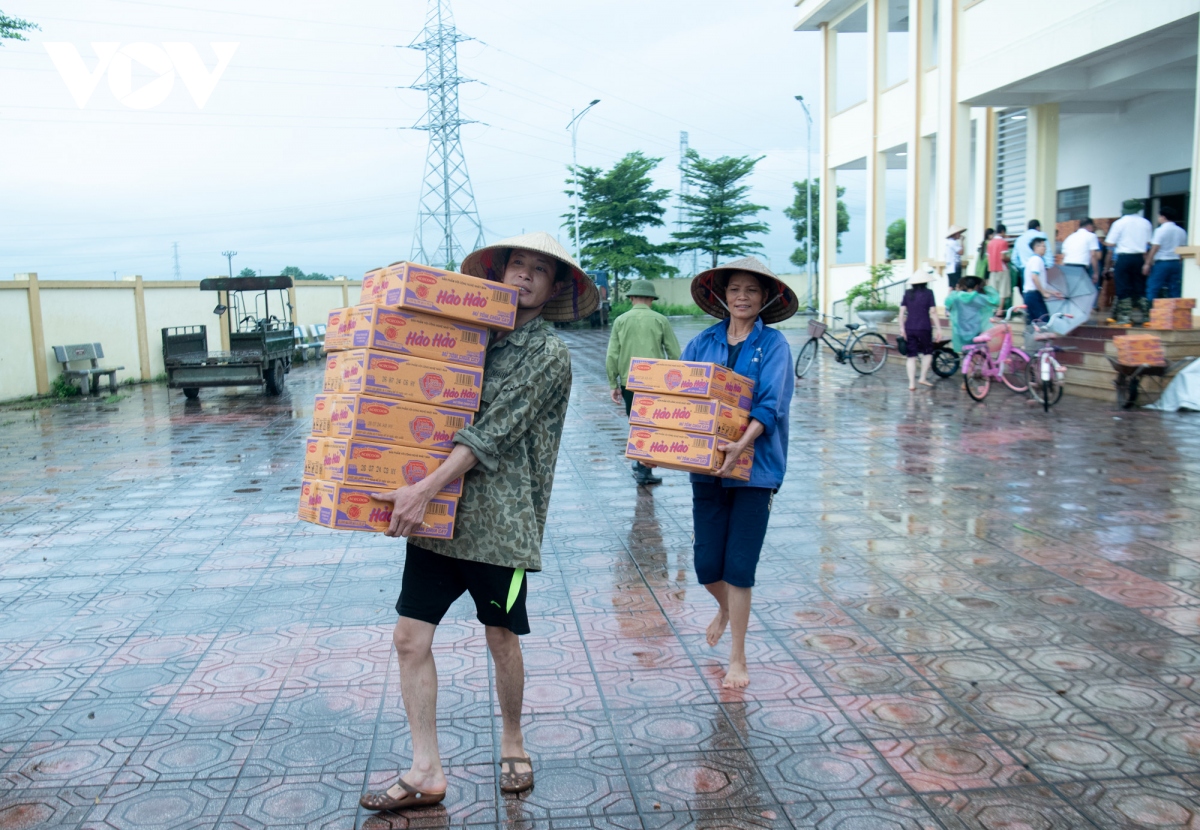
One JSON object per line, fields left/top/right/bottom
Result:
{"left": 872, "top": 315, "right": 1200, "bottom": 405}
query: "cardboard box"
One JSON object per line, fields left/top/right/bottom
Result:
{"left": 627, "top": 392, "right": 748, "bottom": 440}
{"left": 376, "top": 261, "right": 519, "bottom": 330}
{"left": 299, "top": 480, "right": 456, "bottom": 539}
{"left": 329, "top": 394, "right": 471, "bottom": 449}
{"left": 340, "top": 349, "right": 482, "bottom": 412}
{"left": 323, "top": 352, "right": 346, "bottom": 393}
{"left": 1153, "top": 298, "right": 1196, "bottom": 309}
{"left": 624, "top": 359, "right": 753, "bottom": 410}
{"left": 625, "top": 426, "right": 753, "bottom": 481}
{"left": 312, "top": 394, "right": 334, "bottom": 436}
{"left": 303, "top": 436, "right": 348, "bottom": 481}
{"left": 360, "top": 267, "right": 384, "bottom": 304}
{"left": 298, "top": 478, "right": 337, "bottom": 525}
{"left": 325, "top": 308, "right": 350, "bottom": 352}
{"left": 347, "top": 306, "right": 488, "bottom": 368}
{"left": 298, "top": 478, "right": 319, "bottom": 523}
{"left": 344, "top": 440, "right": 462, "bottom": 497}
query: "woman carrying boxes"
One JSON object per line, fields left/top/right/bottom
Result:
{"left": 680, "top": 257, "right": 796, "bottom": 689}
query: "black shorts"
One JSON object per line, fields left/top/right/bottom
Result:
{"left": 396, "top": 543, "right": 530, "bottom": 635}
{"left": 905, "top": 329, "right": 934, "bottom": 356}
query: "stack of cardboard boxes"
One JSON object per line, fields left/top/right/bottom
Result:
{"left": 622, "top": 359, "right": 755, "bottom": 480}
{"left": 299, "top": 261, "right": 518, "bottom": 537}
{"left": 1112, "top": 333, "right": 1168, "bottom": 367}
{"left": 1148, "top": 298, "right": 1196, "bottom": 331}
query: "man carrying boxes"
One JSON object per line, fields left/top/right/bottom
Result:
{"left": 605, "top": 279, "right": 682, "bottom": 486}
{"left": 631, "top": 256, "right": 795, "bottom": 690}
{"left": 358, "top": 233, "right": 597, "bottom": 812}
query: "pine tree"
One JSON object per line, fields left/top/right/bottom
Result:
{"left": 671, "top": 150, "right": 770, "bottom": 269}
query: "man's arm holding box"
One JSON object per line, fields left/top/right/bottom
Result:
{"left": 382, "top": 444, "right": 478, "bottom": 538}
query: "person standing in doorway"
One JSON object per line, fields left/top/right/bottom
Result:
{"left": 1012, "top": 219, "right": 1047, "bottom": 271}
{"left": 360, "top": 232, "right": 598, "bottom": 812}
{"left": 987, "top": 222, "right": 1011, "bottom": 309}
{"left": 1105, "top": 199, "right": 1154, "bottom": 324}
{"left": 898, "top": 268, "right": 942, "bottom": 391}
{"left": 606, "top": 279, "right": 682, "bottom": 486}
{"left": 683, "top": 257, "right": 795, "bottom": 689}
{"left": 945, "top": 225, "right": 966, "bottom": 290}
{"left": 1144, "top": 206, "right": 1188, "bottom": 300}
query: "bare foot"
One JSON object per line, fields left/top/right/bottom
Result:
{"left": 908, "top": 384, "right": 916, "bottom": 391}
{"left": 918, "top": 379, "right": 934, "bottom": 387}
{"left": 722, "top": 660, "right": 750, "bottom": 689}
{"left": 706, "top": 609, "right": 729, "bottom": 646}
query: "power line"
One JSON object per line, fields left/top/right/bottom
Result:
{"left": 405, "top": 0, "right": 484, "bottom": 270}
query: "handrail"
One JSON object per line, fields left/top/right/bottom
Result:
{"left": 831, "top": 275, "right": 908, "bottom": 327}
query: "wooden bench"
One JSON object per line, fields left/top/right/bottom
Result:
{"left": 53, "top": 343, "right": 124, "bottom": 397}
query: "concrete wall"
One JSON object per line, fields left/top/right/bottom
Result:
{"left": 0, "top": 278, "right": 363, "bottom": 402}
{"left": 1057, "top": 92, "right": 1196, "bottom": 218}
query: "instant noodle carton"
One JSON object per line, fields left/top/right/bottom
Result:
{"left": 340, "top": 349, "right": 482, "bottom": 412}
{"left": 625, "top": 425, "right": 753, "bottom": 481}
{"left": 343, "top": 440, "right": 462, "bottom": 497}
{"left": 312, "top": 394, "right": 334, "bottom": 436}
{"left": 348, "top": 306, "right": 488, "bottom": 368}
{"left": 298, "top": 478, "right": 320, "bottom": 523}
{"left": 299, "top": 478, "right": 337, "bottom": 525}
{"left": 323, "top": 352, "right": 346, "bottom": 393}
{"left": 325, "top": 308, "right": 350, "bottom": 352}
{"left": 303, "top": 481, "right": 457, "bottom": 539}
{"left": 627, "top": 392, "right": 749, "bottom": 441}
{"left": 303, "top": 437, "right": 348, "bottom": 480}
{"left": 360, "top": 267, "right": 385, "bottom": 304}
{"left": 329, "top": 394, "right": 471, "bottom": 449}
{"left": 376, "top": 261, "right": 519, "bottom": 330}
{"left": 1113, "top": 333, "right": 1167, "bottom": 366}
{"left": 624, "top": 359, "right": 753, "bottom": 410}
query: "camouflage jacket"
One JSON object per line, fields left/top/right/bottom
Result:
{"left": 417, "top": 316, "right": 572, "bottom": 571}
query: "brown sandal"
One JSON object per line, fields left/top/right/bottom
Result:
{"left": 359, "top": 778, "right": 446, "bottom": 812}
{"left": 499, "top": 756, "right": 534, "bottom": 794}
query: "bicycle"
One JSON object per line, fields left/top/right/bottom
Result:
{"left": 1024, "top": 312, "right": 1074, "bottom": 411}
{"left": 794, "top": 312, "right": 890, "bottom": 378}
{"left": 960, "top": 307, "right": 1031, "bottom": 402}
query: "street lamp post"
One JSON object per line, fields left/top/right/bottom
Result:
{"left": 221, "top": 250, "right": 237, "bottom": 279}
{"left": 566, "top": 99, "right": 601, "bottom": 263}
{"left": 795, "top": 95, "right": 814, "bottom": 310}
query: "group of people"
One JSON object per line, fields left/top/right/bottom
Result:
{"left": 358, "top": 232, "right": 795, "bottom": 813}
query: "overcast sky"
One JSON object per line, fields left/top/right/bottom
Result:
{"left": 2, "top": 0, "right": 822, "bottom": 281}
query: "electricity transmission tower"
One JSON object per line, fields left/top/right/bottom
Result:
{"left": 406, "top": 0, "right": 485, "bottom": 270}
{"left": 172, "top": 242, "right": 181, "bottom": 280}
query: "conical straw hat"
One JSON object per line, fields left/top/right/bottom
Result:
{"left": 691, "top": 256, "right": 798, "bottom": 325}
{"left": 459, "top": 232, "right": 599, "bottom": 323}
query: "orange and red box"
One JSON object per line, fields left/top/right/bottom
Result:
{"left": 375, "top": 261, "right": 519, "bottom": 331}
{"left": 323, "top": 352, "right": 347, "bottom": 393}
{"left": 360, "top": 267, "right": 385, "bottom": 304}
{"left": 298, "top": 479, "right": 456, "bottom": 539}
{"left": 304, "top": 436, "right": 347, "bottom": 480}
{"left": 624, "top": 359, "right": 753, "bottom": 410}
{"left": 347, "top": 306, "right": 488, "bottom": 368}
{"left": 339, "top": 349, "right": 482, "bottom": 412}
{"left": 304, "top": 437, "right": 461, "bottom": 497}
{"left": 329, "top": 394, "right": 471, "bottom": 450}
{"left": 624, "top": 425, "right": 753, "bottom": 481}
{"left": 627, "top": 392, "right": 748, "bottom": 441}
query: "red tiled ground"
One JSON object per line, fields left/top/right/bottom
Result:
{"left": 2, "top": 319, "right": 1200, "bottom": 828}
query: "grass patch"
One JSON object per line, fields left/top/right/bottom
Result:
{"left": 610, "top": 301, "right": 706, "bottom": 319}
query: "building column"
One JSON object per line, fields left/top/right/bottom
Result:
{"left": 865, "top": 0, "right": 881, "bottom": 267}
{"left": 935, "top": 0, "right": 970, "bottom": 272}
{"left": 905, "top": 0, "right": 924, "bottom": 275}
{"left": 820, "top": 22, "right": 835, "bottom": 312}
{"left": 983, "top": 108, "right": 998, "bottom": 229}
{"left": 133, "top": 276, "right": 151, "bottom": 381}
{"left": 1026, "top": 104, "right": 1059, "bottom": 234}
{"left": 1182, "top": 26, "right": 1200, "bottom": 300}
{"left": 26, "top": 274, "right": 49, "bottom": 396}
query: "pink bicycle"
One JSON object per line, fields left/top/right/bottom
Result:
{"left": 961, "top": 306, "right": 1031, "bottom": 402}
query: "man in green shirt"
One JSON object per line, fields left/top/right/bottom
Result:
{"left": 605, "top": 279, "right": 681, "bottom": 485}
{"left": 359, "top": 232, "right": 597, "bottom": 813}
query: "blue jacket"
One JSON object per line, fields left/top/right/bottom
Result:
{"left": 681, "top": 318, "right": 793, "bottom": 490}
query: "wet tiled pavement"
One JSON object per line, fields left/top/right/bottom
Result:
{"left": 3, "top": 318, "right": 1200, "bottom": 829}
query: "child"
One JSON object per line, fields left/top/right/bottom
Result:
{"left": 945, "top": 276, "right": 1000, "bottom": 354}
{"left": 1021, "top": 238, "right": 1062, "bottom": 325}
{"left": 898, "top": 268, "right": 942, "bottom": 390}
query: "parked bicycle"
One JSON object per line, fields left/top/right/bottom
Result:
{"left": 795, "top": 311, "right": 890, "bottom": 378}
{"left": 900, "top": 336, "right": 960, "bottom": 378}
{"left": 960, "top": 307, "right": 1031, "bottom": 401}
{"left": 1025, "top": 312, "right": 1074, "bottom": 411}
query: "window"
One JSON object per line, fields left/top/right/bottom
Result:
{"left": 884, "top": 0, "right": 910, "bottom": 88}
{"left": 883, "top": 145, "right": 908, "bottom": 261}
{"left": 1149, "top": 169, "right": 1190, "bottom": 229}
{"left": 995, "top": 109, "right": 1027, "bottom": 232}
{"left": 834, "top": 4, "right": 868, "bottom": 112}
{"left": 835, "top": 158, "right": 868, "bottom": 264}
{"left": 1056, "top": 186, "right": 1089, "bottom": 222}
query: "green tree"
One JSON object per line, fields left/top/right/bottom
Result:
{"left": 237, "top": 267, "right": 257, "bottom": 278}
{"left": 0, "top": 10, "right": 38, "bottom": 43}
{"left": 305, "top": 272, "right": 331, "bottom": 281}
{"left": 671, "top": 150, "right": 770, "bottom": 269}
{"left": 562, "top": 151, "right": 676, "bottom": 301}
{"left": 783, "top": 178, "right": 849, "bottom": 269}
{"left": 280, "top": 266, "right": 305, "bottom": 279}
{"left": 885, "top": 218, "right": 906, "bottom": 261}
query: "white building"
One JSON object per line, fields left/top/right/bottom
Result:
{"left": 794, "top": 0, "right": 1200, "bottom": 312}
